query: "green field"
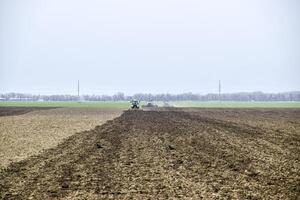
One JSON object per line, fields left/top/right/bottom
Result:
{"left": 0, "top": 101, "right": 131, "bottom": 109}
{"left": 0, "top": 101, "right": 299, "bottom": 108}
{"left": 170, "top": 101, "right": 300, "bottom": 108}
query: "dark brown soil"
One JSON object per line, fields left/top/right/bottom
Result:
{"left": 0, "top": 109, "right": 299, "bottom": 199}
{"left": 0, "top": 107, "right": 56, "bottom": 117}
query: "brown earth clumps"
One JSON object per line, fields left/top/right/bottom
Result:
{"left": 0, "top": 108, "right": 299, "bottom": 199}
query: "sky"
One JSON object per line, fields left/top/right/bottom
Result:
{"left": 0, "top": 0, "right": 299, "bottom": 95}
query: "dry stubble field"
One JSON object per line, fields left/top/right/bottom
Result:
{"left": 0, "top": 107, "right": 123, "bottom": 169}
{"left": 0, "top": 107, "right": 299, "bottom": 199}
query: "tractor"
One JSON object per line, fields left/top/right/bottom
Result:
{"left": 130, "top": 100, "right": 140, "bottom": 109}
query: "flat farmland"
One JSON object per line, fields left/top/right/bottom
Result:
{"left": 0, "top": 108, "right": 299, "bottom": 199}
{"left": 0, "top": 107, "right": 123, "bottom": 169}
{"left": 1, "top": 101, "right": 300, "bottom": 109}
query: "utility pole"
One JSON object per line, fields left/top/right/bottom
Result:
{"left": 77, "top": 80, "right": 80, "bottom": 102}
{"left": 219, "top": 80, "right": 221, "bottom": 101}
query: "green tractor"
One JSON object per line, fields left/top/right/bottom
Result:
{"left": 130, "top": 100, "right": 140, "bottom": 109}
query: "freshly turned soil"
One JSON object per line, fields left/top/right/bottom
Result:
{"left": 0, "top": 108, "right": 299, "bottom": 199}
{"left": 0, "top": 107, "right": 56, "bottom": 117}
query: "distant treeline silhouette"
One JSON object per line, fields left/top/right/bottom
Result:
{"left": 1, "top": 91, "right": 300, "bottom": 101}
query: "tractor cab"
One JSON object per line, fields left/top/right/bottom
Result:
{"left": 130, "top": 100, "right": 140, "bottom": 109}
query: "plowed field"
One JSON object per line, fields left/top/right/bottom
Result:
{"left": 1, "top": 109, "right": 299, "bottom": 199}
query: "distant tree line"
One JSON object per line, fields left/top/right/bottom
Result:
{"left": 1, "top": 91, "right": 300, "bottom": 101}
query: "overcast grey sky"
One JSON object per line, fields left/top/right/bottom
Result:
{"left": 0, "top": 0, "right": 299, "bottom": 95}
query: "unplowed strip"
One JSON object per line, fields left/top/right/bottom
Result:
{"left": 0, "top": 110, "right": 299, "bottom": 199}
